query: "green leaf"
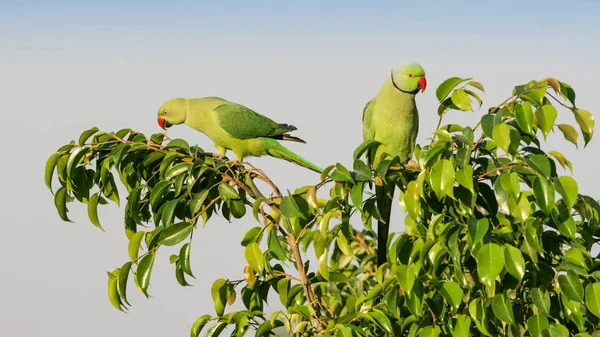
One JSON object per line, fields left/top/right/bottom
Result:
{"left": 149, "top": 181, "right": 171, "bottom": 209}
{"left": 481, "top": 114, "right": 497, "bottom": 138}
{"left": 492, "top": 293, "right": 515, "bottom": 325}
{"left": 492, "top": 123, "right": 520, "bottom": 156}
{"left": 429, "top": 159, "right": 455, "bottom": 199}
{"left": 204, "top": 322, "right": 227, "bottom": 337}
{"left": 585, "top": 283, "right": 600, "bottom": 318}
{"left": 66, "top": 146, "right": 90, "bottom": 179}
{"left": 532, "top": 176, "right": 555, "bottom": 215}
{"left": 256, "top": 320, "right": 284, "bottom": 337}
{"left": 451, "top": 88, "right": 473, "bottom": 111}
{"left": 455, "top": 166, "right": 474, "bottom": 193}
{"left": 477, "top": 243, "right": 505, "bottom": 288}
{"left": 451, "top": 315, "right": 471, "bottom": 337}
{"left": 179, "top": 243, "right": 194, "bottom": 277}
{"left": 331, "top": 162, "right": 354, "bottom": 182}
{"left": 535, "top": 105, "right": 558, "bottom": 140}
{"left": 241, "top": 226, "right": 263, "bottom": 246}
{"left": 548, "top": 151, "right": 573, "bottom": 173}
{"left": 161, "top": 199, "right": 178, "bottom": 227}
{"left": 527, "top": 314, "right": 549, "bottom": 337}
{"left": 159, "top": 222, "right": 193, "bottom": 246}
{"left": 78, "top": 126, "right": 99, "bottom": 146}
{"left": 418, "top": 325, "right": 441, "bottom": 337}
{"left": 436, "top": 77, "right": 471, "bottom": 102}
{"left": 574, "top": 109, "right": 594, "bottom": 146}
{"left": 396, "top": 264, "right": 415, "bottom": 294}
{"left": 190, "top": 315, "right": 211, "bottom": 337}
{"left": 107, "top": 269, "right": 123, "bottom": 311}
{"left": 136, "top": 252, "right": 155, "bottom": 297}
{"left": 318, "top": 250, "right": 330, "bottom": 281}
{"left": 54, "top": 187, "right": 72, "bottom": 222}
{"left": 558, "top": 269, "right": 584, "bottom": 303}
{"left": 211, "top": 278, "right": 227, "bottom": 316}
{"left": 468, "top": 218, "right": 489, "bottom": 247}
{"left": 128, "top": 231, "right": 145, "bottom": 261}
{"left": 542, "top": 327, "right": 567, "bottom": 337}
{"left": 404, "top": 180, "right": 421, "bottom": 220}
{"left": 557, "top": 124, "right": 579, "bottom": 147}
{"left": 439, "top": 282, "right": 462, "bottom": 311}
{"left": 555, "top": 176, "right": 578, "bottom": 209}
{"left": 218, "top": 182, "right": 240, "bottom": 200}
{"left": 353, "top": 139, "right": 381, "bottom": 160}
{"left": 369, "top": 309, "right": 393, "bottom": 335}
{"left": 164, "top": 162, "right": 191, "bottom": 181}
{"left": 504, "top": 245, "right": 525, "bottom": 282}
{"left": 245, "top": 243, "right": 265, "bottom": 274}
{"left": 87, "top": 192, "right": 104, "bottom": 231}
{"left": 118, "top": 261, "right": 132, "bottom": 306}
{"left": 531, "top": 288, "right": 551, "bottom": 315}
{"left": 352, "top": 159, "right": 372, "bottom": 181}
{"left": 164, "top": 138, "right": 190, "bottom": 152}
{"left": 515, "top": 102, "right": 534, "bottom": 135}
{"left": 45, "top": 152, "right": 60, "bottom": 193}
{"left": 280, "top": 194, "right": 306, "bottom": 219}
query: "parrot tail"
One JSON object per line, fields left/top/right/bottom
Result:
{"left": 376, "top": 182, "right": 394, "bottom": 267}
{"left": 266, "top": 141, "right": 324, "bottom": 174}
{"left": 276, "top": 134, "right": 307, "bottom": 144}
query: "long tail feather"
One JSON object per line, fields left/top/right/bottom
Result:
{"left": 376, "top": 182, "right": 394, "bottom": 267}
{"left": 267, "top": 142, "right": 323, "bottom": 174}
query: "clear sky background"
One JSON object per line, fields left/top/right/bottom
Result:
{"left": 1, "top": 1, "right": 599, "bottom": 336}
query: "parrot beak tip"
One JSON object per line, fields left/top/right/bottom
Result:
{"left": 419, "top": 76, "right": 427, "bottom": 93}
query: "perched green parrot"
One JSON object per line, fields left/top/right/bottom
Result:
{"left": 156, "top": 97, "right": 324, "bottom": 173}
{"left": 362, "top": 62, "right": 427, "bottom": 266}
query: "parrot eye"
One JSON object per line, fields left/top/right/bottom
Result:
{"left": 163, "top": 110, "right": 168, "bottom": 115}
{"left": 408, "top": 73, "right": 414, "bottom": 78}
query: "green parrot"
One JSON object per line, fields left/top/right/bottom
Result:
{"left": 362, "top": 62, "right": 427, "bottom": 266}
{"left": 156, "top": 97, "right": 324, "bottom": 173}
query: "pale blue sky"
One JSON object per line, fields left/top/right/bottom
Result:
{"left": 1, "top": 1, "right": 599, "bottom": 336}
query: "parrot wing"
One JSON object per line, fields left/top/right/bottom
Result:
{"left": 214, "top": 102, "right": 298, "bottom": 140}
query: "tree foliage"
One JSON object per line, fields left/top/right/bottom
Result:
{"left": 46, "top": 75, "right": 600, "bottom": 336}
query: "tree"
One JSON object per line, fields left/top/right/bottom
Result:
{"left": 45, "top": 75, "right": 600, "bottom": 337}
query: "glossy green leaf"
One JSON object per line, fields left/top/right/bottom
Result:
{"left": 555, "top": 176, "right": 578, "bottom": 209}
{"left": 436, "top": 77, "right": 471, "bottom": 102}
{"left": 504, "top": 244, "right": 525, "bottom": 282}
{"left": 331, "top": 162, "right": 354, "bottom": 182}
{"left": 492, "top": 293, "right": 515, "bottom": 325}
{"left": 455, "top": 166, "right": 474, "bottom": 193}
{"left": 429, "top": 159, "right": 455, "bottom": 199}
{"left": 118, "top": 261, "right": 132, "bottom": 306}
{"left": 210, "top": 278, "right": 227, "bottom": 316}
{"left": 45, "top": 152, "right": 59, "bottom": 193}
{"left": 128, "top": 231, "right": 145, "bottom": 261}
{"left": 280, "top": 195, "right": 305, "bottom": 219}
{"left": 531, "top": 288, "right": 551, "bottom": 315}
{"left": 419, "top": 325, "right": 441, "bottom": 337}
{"left": 218, "top": 182, "right": 240, "bottom": 200}
{"left": 370, "top": 309, "right": 393, "bottom": 334}
{"left": 204, "top": 322, "right": 227, "bottom": 337}
{"left": 439, "top": 282, "right": 462, "bottom": 311}
{"left": 492, "top": 123, "right": 520, "bottom": 156}
{"left": 78, "top": 127, "right": 99, "bottom": 146}
{"left": 468, "top": 218, "right": 489, "bottom": 247}
{"left": 164, "top": 138, "right": 190, "bottom": 152}
{"left": 515, "top": 102, "right": 534, "bottom": 135}
{"left": 451, "top": 88, "right": 473, "bottom": 111}
{"left": 585, "top": 283, "right": 600, "bottom": 318}
{"left": 107, "top": 269, "right": 123, "bottom": 311}
{"left": 245, "top": 243, "right": 265, "bottom": 274}
{"left": 190, "top": 315, "right": 211, "bottom": 337}
{"left": 558, "top": 269, "right": 584, "bottom": 303}
{"left": 527, "top": 314, "right": 549, "bottom": 337}
{"left": 136, "top": 252, "right": 155, "bottom": 297}
{"left": 179, "top": 243, "right": 194, "bottom": 277}
{"left": 548, "top": 151, "right": 573, "bottom": 173}
{"left": 574, "top": 108, "right": 594, "bottom": 146}
{"left": 54, "top": 187, "right": 72, "bottom": 222}
{"left": 256, "top": 320, "right": 283, "bottom": 337}
{"left": 557, "top": 124, "right": 579, "bottom": 147}
{"left": 87, "top": 192, "right": 104, "bottom": 231}
{"left": 451, "top": 314, "right": 471, "bottom": 337}
{"left": 159, "top": 222, "right": 193, "bottom": 246}
{"left": 477, "top": 243, "right": 505, "bottom": 288}
{"left": 396, "top": 264, "right": 415, "bottom": 294}
{"left": 161, "top": 199, "right": 178, "bottom": 227}
{"left": 318, "top": 250, "right": 330, "bottom": 280}
{"left": 532, "top": 176, "right": 555, "bottom": 215}
{"left": 535, "top": 105, "right": 558, "bottom": 140}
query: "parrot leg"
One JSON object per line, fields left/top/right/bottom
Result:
{"left": 214, "top": 144, "right": 228, "bottom": 160}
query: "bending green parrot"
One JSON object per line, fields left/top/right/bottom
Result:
{"left": 362, "top": 62, "right": 427, "bottom": 267}
{"left": 156, "top": 97, "right": 324, "bottom": 173}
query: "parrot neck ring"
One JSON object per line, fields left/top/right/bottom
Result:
{"left": 157, "top": 117, "right": 172, "bottom": 129}
{"left": 390, "top": 71, "right": 427, "bottom": 94}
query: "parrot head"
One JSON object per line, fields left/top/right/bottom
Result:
{"left": 157, "top": 98, "right": 187, "bottom": 130}
{"left": 391, "top": 62, "right": 427, "bottom": 95}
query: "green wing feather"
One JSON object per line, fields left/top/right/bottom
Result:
{"left": 214, "top": 103, "right": 297, "bottom": 140}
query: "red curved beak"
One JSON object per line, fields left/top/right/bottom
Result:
{"left": 418, "top": 76, "right": 427, "bottom": 93}
{"left": 157, "top": 117, "right": 166, "bottom": 129}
